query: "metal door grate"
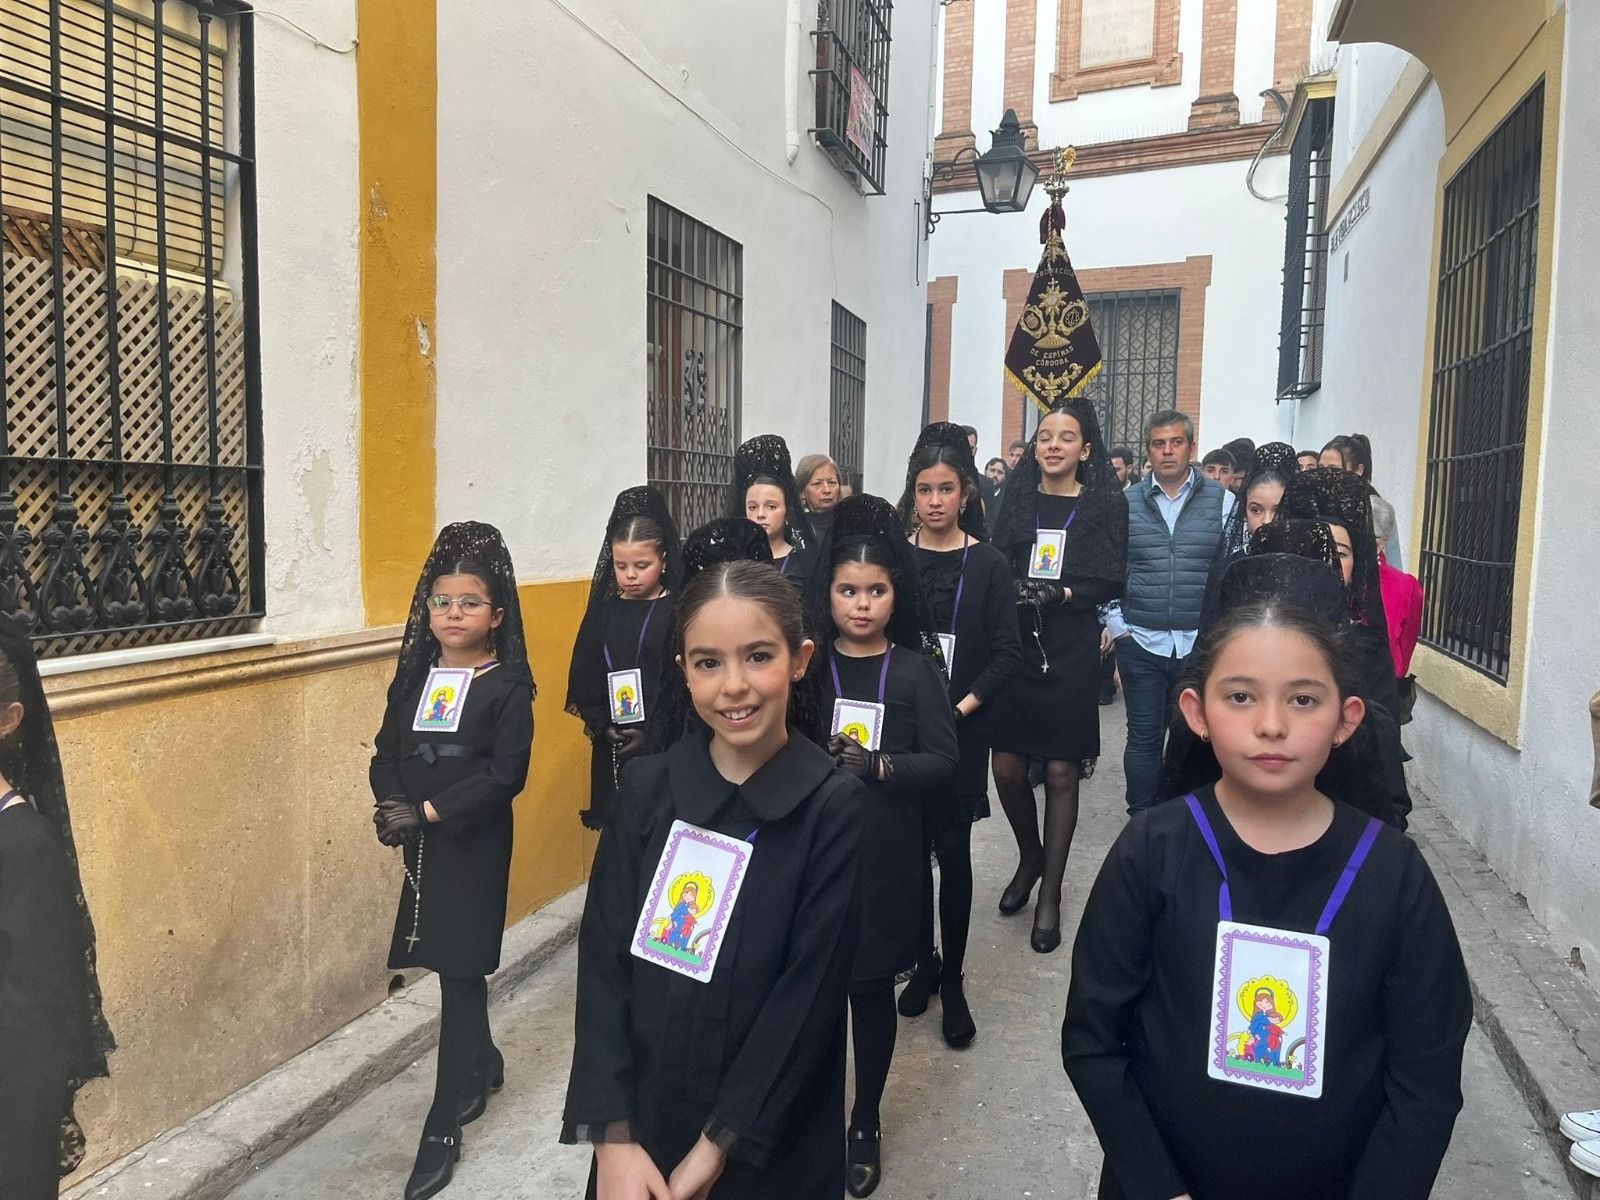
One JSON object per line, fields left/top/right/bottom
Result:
{"left": 1029, "top": 288, "right": 1178, "bottom": 447}
{"left": 830, "top": 301, "right": 865, "bottom": 493}
{"left": 646, "top": 198, "right": 742, "bottom": 532}
{"left": 1416, "top": 81, "right": 1543, "bottom": 683}
{"left": 1277, "top": 97, "right": 1333, "bottom": 400}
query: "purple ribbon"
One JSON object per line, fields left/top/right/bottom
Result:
{"left": 603, "top": 595, "right": 662, "bottom": 673}
{"left": 829, "top": 644, "right": 893, "bottom": 706}
{"left": 1183, "top": 792, "right": 1383, "bottom": 934}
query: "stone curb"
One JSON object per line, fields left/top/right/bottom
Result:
{"left": 1409, "top": 802, "right": 1600, "bottom": 1199}
{"left": 65, "top": 887, "right": 586, "bottom": 1200}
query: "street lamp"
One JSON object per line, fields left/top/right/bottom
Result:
{"left": 926, "top": 109, "right": 1042, "bottom": 235}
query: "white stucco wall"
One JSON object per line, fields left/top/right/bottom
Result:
{"left": 1406, "top": 3, "right": 1600, "bottom": 966}
{"left": 251, "top": 0, "right": 362, "bottom": 638}
{"left": 1294, "top": 60, "right": 1444, "bottom": 547}
{"left": 434, "top": 0, "right": 936, "bottom": 581}
{"left": 930, "top": 151, "right": 1291, "bottom": 460}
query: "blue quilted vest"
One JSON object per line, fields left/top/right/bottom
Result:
{"left": 1122, "top": 469, "right": 1228, "bottom": 633}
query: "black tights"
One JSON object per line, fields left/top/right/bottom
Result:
{"left": 991, "top": 751, "right": 1083, "bottom": 929}
{"left": 426, "top": 975, "right": 492, "bottom": 1135}
{"left": 914, "top": 819, "right": 975, "bottom": 978}
{"left": 849, "top": 985, "right": 897, "bottom": 1135}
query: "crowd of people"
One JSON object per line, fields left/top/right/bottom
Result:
{"left": 0, "top": 405, "right": 1472, "bottom": 1200}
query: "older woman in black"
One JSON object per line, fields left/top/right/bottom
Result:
{"left": 895, "top": 423, "right": 1023, "bottom": 1048}
{"left": 808, "top": 494, "right": 959, "bottom": 1197}
{"left": 567, "top": 488, "right": 683, "bottom": 831}
{"left": 0, "top": 613, "right": 114, "bottom": 1199}
{"left": 371, "top": 523, "right": 535, "bottom": 1199}
{"left": 987, "top": 399, "right": 1128, "bottom": 953}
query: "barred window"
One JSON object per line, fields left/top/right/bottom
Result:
{"left": 646, "top": 198, "right": 742, "bottom": 532}
{"left": 0, "top": 0, "right": 262, "bottom": 657}
{"left": 811, "top": 0, "right": 891, "bottom": 194}
{"left": 1027, "top": 288, "right": 1179, "bottom": 447}
{"left": 1417, "top": 82, "right": 1544, "bottom": 683}
{"left": 829, "top": 301, "right": 865, "bottom": 494}
{"left": 1277, "top": 97, "right": 1333, "bottom": 401}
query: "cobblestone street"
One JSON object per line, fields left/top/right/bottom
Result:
{"left": 230, "top": 704, "right": 1575, "bottom": 1199}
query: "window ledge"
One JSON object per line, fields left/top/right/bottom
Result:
{"left": 1413, "top": 645, "right": 1523, "bottom": 749}
{"left": 39, "top": 633, "right": 279, "bottom": 679}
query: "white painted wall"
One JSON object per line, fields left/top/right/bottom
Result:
{"left": 1408, "top": 3, "right": 1600, "bottom": 967}
{"left": 251, "top": 1, "right": 362, "bottom": 638}
{"left": 435, "top": 0, "right": 936, "bottom": 581}
{"left": 930, "top": 151, "right": 1291, "bottom": 461}
{"left": 1294, "top": 61, "right": 1444, "bottom": 548}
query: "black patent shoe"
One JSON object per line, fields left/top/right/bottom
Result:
{"left": 846, "top": 1128, "right": 882, "bottom": 1198}
{"left": 941, "top": 975, "right": 976, "bottom": 1049}
{"left": 998, "top": 861, "right": 1042, "bottom": 916}
{"left": 1030, "top": 919, "right": 1062, "bottom": 954}
{"left": 457, "top": 1048, "right": 506, "bottom": 1126}
{"left": 897, "top": 951, "right": 942, "bottom": 1018}
{"left": 404, "top": 1127, "right": 462, "bottom": 1200}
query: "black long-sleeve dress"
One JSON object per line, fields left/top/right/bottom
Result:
{"left": 819, "top": 646, "right": 959, "bottom": 987}
{"left": 914, "top": 538, "right": 1023, "bottom": 823}
{"left": 991, "top": 492, "right": 1121, "bottom": 761}
{"left": 0, "top": 802, "right": 81, "bottom": 1199}
{"left": 568, "top": 595, "right": 677, "bottom": 829}
{"left": 1063, "top": 786, "right": 1471, "bottom": 1200}
{"left": 772, "top": 546, "right": 815, "bottom": 593}
{"left": 561, "top": 732, "right": 865, "bottom": 1199}
{"left": 370, "top": 662, "right": 534, "bottom": 977}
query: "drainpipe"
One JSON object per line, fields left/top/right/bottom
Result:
{"left": 785, "top": 0, "right": 803, "bottom": 164}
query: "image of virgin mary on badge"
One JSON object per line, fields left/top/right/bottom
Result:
{"left": 1206, "top": 920, "right": 1329, "bottom": 1098}
{"left": 632, "top": 821, "right": 752, "bottom": 982}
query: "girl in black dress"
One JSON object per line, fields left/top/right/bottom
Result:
{"left": 729, "top": 435, "right": 816, "bottom": 590}
{"left": 808, "top": 493, "right": 959, "bottom": 1197}
{"left": 1065, "top": 601, "right": 1470, "bottom": 1200}
{"left": 894, "top": 423, "right": 1023, "bottom": 1049}
{"left": 0, "top": 613, "right": 114, "bottom": 1199}
{"left": 987, "top": 398, "right": 1128, "bottom": 953}
{"left": 371, "top": 523, "right": 535, "bottom": 1200}
{"left": 567, "top": 488, "right": 683, "bottom": 830}
{"left": 562, "top": 559, "right": 864, "bottom": 1200}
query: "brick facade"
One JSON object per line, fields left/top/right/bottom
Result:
{"left": 1273, "top": 0, "right": 1314, "bottom": 93}
{"left": 1001, "top": 256, "right": 1214, "bottom": 448}
{"left": 927, "top": 276, "right": 960, "bottom": 426}
{"left": 937, "top": 0, "right": 976, "bottom": 156}
{"left": 1003, "top": 0, "right": 1039, "bottom": 135}
{"left": 1051, "top": 0, "right": 1182, "bottom": 102}
{"left": 1190, "top": 0, "right": 1242, "bottom": 129}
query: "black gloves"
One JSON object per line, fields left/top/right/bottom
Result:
{"left": 828, "top": 735, "right": 894, "bottom": 783}
{"left": 1017, "top": 579, "right": 1068, "bottom": 607}
{"left": 375, "top": 795, "right": 425, "bottom": 846}
{"left": 605, "top": 726, "right": 648, "bottom": 764}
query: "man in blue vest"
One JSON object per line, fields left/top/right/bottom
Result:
{"left": 1105, "top": 409, "right": 1235, "bottom": 812}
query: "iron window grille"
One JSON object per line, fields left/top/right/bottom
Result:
{"left": 646, "top": 198, "right": 742, "bottom": 532}
{"left": 1277, "top": 97, "right": 1333, "bottom": 401}
{"left": 0, "top": 0, "right": 263, "bottom": 658}
{"left": 829, "top": 301, "right": 866, "bottom": 493}
{"left": 1417, "top": 81, "right": 1544, "bottom": 684}
{"left": 811, "top": 0, "right": 891, "bottom": 195}
{"left": 1026, "top": 288, "right": 1179, "bottom": 449}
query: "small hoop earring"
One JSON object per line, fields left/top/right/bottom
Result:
{"left": 1199, "top": 731, "right": 1210, "bottom": 743}
{"left": 1332, "top": 738, "right": 1343, "bottom": 748}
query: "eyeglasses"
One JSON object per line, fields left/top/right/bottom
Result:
{"left": 426, "top": 595, "right": 492, "bottom": 614}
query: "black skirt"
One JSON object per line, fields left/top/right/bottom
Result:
{"left": 988, "top": 602, "right": 1101, "bottom": 761}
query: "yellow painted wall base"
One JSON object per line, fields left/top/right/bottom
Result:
{"left": 54, "top": 579, "right": 594, "bottom": 1181}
